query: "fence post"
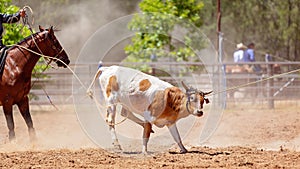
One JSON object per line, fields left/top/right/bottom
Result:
{"left": 266, "top": 54, "right": 274, "bottom": 109}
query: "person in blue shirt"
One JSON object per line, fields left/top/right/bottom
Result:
{"left": 0, "top": 9, "right": 26, "bottom": 49}
{"left": 246, "top": 42, "right": 261, "bottom": 73}
{"left": 246, "top": 42, "right": 255, "bottom": 62}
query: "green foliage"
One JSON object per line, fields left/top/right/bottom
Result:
{"left": 0, "top": 0, "right": 49, "bottom": 77}
{"left": 124, "top": 0, "right": 204, "bottom": 72}
{"left": 0, "top": 0, "right": 31, "bottom": 45}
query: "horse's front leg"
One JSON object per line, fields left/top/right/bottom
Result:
{"left": 3, "top": 103, "right": 15, "bottom": 141}
{"left": 17, "top": 96, "right": 36, "bottom": 142}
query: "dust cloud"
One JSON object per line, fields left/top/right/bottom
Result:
{"left": 13, "top": 0, "right": 139, "bottom": 62}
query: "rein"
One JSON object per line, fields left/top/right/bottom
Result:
{"left": 9, "top": 44, "right": 85, "bottom": 89}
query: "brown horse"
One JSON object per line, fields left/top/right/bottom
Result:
{"left": 0, "top": 25, "right": 70, "bottom": 141}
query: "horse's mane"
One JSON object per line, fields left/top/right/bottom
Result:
{"left": 17, "top": 32, "right": 40, "bottom": 45}
{"left": 9, "top": 26, "right": 59, "bottom": 50}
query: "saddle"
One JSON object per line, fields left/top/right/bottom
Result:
{"left": 0, "top": 46, "right": 8, "bottom": 75}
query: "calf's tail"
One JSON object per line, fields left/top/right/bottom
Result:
{"left": 86, "top": 68, "right": 103, "bottom": 99}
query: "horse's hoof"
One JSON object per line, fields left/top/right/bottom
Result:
{"left": 29, "top": 128, "right": 37, "bottom": 143}
{"left": 8, "top": 131, "right": 16, "bottom": 141}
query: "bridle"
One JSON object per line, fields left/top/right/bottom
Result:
{"left": 43, "top": 30, "right": 65, "bottom": 66}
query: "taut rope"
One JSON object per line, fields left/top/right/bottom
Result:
{"left": 208, "top": 68, "right": 300, "bottom": 97}
{"left": 8, "top": 44, "right": 86, "bottom": 90}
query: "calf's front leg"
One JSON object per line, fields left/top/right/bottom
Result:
{"left": 167, "top": 123, "right": 188, "bottom": 154}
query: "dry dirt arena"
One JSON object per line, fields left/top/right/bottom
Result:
{"left": 0, "top": 102, "right": 300, "bottom": 168}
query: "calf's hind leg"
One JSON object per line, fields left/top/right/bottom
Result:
{"left": 142, "top": 122, "right": 152, "bottom": 154}
{"left": 106, "top": 105, "right": 122, "bottom": 150}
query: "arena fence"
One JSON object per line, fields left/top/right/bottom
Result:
{"left": 29, "top": 62, "right": 300, "bottom": 109}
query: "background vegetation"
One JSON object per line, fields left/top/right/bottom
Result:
{"left": 10, "top": 0, "right": 300, "bottom": 63}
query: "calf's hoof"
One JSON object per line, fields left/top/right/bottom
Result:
{"left": 113, "top": 140, "right": 122, "bottom": 151}
{"left": 179, "top": 148, "right": 188, "bottom": 154}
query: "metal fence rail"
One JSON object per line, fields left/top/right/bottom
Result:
{"left": 29, "top": 62, "right": 300, "bottom": 108}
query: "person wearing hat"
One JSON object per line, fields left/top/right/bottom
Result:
{"left": 233, "top": 43, "right": 248, "bottom": 63}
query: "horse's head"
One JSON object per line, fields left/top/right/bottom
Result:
{"left": 39, "top": 25, "right": 70, "bottom": 68}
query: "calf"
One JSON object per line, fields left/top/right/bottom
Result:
{"left": 87, "top": 65, "right": 211, "bottom": 154}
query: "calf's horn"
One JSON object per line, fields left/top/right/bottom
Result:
{"left": 204, "top": 91, "right": 213, "bottom": 95}
{"left": 181, "top": 81, "right": 189, "bottom": 90}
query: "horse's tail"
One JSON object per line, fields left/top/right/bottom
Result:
{"left": 86, "top": 67, "right": 103, "bottom": 99}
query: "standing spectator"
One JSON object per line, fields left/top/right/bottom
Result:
{"left": 246, "top": 42, "right": 255, "bottom": 62}
{"left": 233, "top": 43, "right": 248, "bottom": 63}
{"left": 247, "top": 42, "right": 261, "bottom": 73}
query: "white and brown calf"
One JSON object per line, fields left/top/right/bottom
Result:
{"left": 87, "top": 65, "right": 211, "bottom": 154}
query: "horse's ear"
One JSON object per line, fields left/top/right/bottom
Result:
{"left": 39, "top": 25, "right": 45, "bottom": 32}
{"left": 49, "top": 26, "right": 54, "bottom": 34}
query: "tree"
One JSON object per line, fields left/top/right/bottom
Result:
{"left": 201, "top": 0, "right": 300, "bottom": 62}
{"left": 124, "top": 0, "right": 204, "bottom": 72}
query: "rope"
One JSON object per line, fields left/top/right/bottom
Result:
{"left": 273, "top": 78, "right": 295, "bottom": 97}
{"left": 21, "top": 6, "right": 54, "bottom": 67}
{"left": 208, "top": 68, "right": 300, "bottom": 96}
{"left": 42, "top": 88, "right": 59, "bottom": 111}
{"left": 20, "top": 7, "right": 62, "bottom": 109}
{"left": 7, "top": 44, "right": 87, "bottom": 90}
{"left": 21, "top": 6, "right": 34, "bottom": 33}
{"left": 94, "top": 100, "right": 129, "bottom": 126}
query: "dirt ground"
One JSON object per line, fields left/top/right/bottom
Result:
{"left": 0, "top": 101, "right": 300, "bottom": 168}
